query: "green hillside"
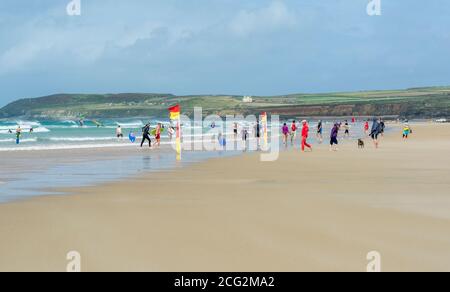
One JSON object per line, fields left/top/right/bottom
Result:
{"left": 1, "top": 87, "right": 450, "bottom": 119}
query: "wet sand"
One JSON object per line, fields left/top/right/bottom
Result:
{"left": 0, "top": 123, "right": 450, "bottom": 271}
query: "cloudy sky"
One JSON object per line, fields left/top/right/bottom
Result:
{"left": 0, "top": 0, "right": 449, "bottom": 106}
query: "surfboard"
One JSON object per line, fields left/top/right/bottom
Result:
{"left": 151, "top": 128, "right": 165, "bottom": 136}
{"left": 129, "top": 133, "right": 136, "bottom": 143}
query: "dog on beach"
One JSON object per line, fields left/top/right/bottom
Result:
{"left": 358, "top": 139, "right": 365, "bottom": 149}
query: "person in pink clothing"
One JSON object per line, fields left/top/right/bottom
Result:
{"left": 301, "top": 120, "right": 312, "bottom": 152}
{"left": 282, "top": 123, "right": 290, "bottom": 146}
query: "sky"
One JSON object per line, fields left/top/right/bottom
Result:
{"left": 0, "top": 0, "right": 450, "bottom": 106}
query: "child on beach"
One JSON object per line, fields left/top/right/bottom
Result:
{"left": 330, "top": 123, "right": 340, "bottom": 151}
{"left": 155, "top": 123, "right": 162, "bottom": 147}
{"left": 343, "top": 120, "right": 350, "bottom": 138}
{"left": 364, "top": 121, "right": 370, "bottom": 136}
{"left": 317, "top": 120, "right": 323, "bottom": 143}
{"left": 282, "top": 123, "right": 289, "bottom": 146}
{"left": 290, "top": 120, "right": 297, "bottom": 146}
{"left": 301, "top": 120, "right": 312, "bottom": 152}
{"left": 403, "top": 123, "right": 412, "bottom": 139}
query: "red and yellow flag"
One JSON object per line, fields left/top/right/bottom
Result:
{"left": 168, "top": 104, "right": 180, "bottom": 120}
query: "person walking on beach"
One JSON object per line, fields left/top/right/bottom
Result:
{"left": 254, "top": 121, "right": 261, "bottom": 147}
{"left": 364, "top": 121, "right": 370, "bottom": 136}
{"left": 233, "top": 122, "right": 238, "bottom": 139}
{"left": 370, "top": 118, "right": 383, "bottom": 149}
{"left": 155, "top": 123, "right": 162, "bottom": 147}
{"left": 403, "top": 123, "right": 412, "bottom": 139}
{"left": 116, "top": 125, "right": 123, "bottom": 139}
{"left": 290, "top": 120, "right": 297, "bottom": 146}
{"left": 282, "top": 123, "right": 289, "bottom": 146}
{"left": 317, "top": 120, "right": 323, "bottom": 143}
{"left": 343, "top": 120, "right": 350, "bottom": 138}
{"left": 141, "top": 123, "right": 152, "bottom": 148}
{"left": 380, "top": 119, "right": 386, "bottom": 137}
{"left": 301, "top": 120, "right": 312, "bottom": 152}
{"left": 330, "top": 123, "right": 340, "bottom": 151}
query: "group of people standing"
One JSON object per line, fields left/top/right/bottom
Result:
{"left": 282, "top": 120, "right": 313, "bottom": 152}
{"left": 281, "top": 118, "right": 390, "bottom": 152}
{"left": 7, "top": 125, "right": 33, "bottom": 144}
{"left": 115, "top": 123, "right": 176, "bottom": 148}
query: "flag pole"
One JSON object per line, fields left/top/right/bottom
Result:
{"left": 177, "top": 112, "right": 182, "bottom": 161}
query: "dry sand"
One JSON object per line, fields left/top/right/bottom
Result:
{"left": 1, "top": 123, "right": 450, "bottom": 272}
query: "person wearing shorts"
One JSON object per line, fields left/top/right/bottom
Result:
{"left": 290, "top": 120, "right": 297, "bottom": 146}
{"left": 403, "top": 124, "right": 412, "bottom": 139}
{"left": 116, "top": 125, "right": 123, "bottom": 139}
{"left": 317, "top": 120, "right": 323, "bottom": 143}
{"left": 330, "top": 123, "right": 339, "bottom": 151}
{"left": 155, "top": 123, "right": 162, "bottom": 147}
{"left": 344, "top": 120, "right": 350, "bottom": 137}
{"left": 370, "top": 118, "right": 383, "bottom": 149}
{"left": 282, "top": 123, "right": 289, "bottom": 146}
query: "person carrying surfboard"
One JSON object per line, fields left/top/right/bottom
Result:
{"left": 155, "top": 123, "right": 162, "bottom": 147}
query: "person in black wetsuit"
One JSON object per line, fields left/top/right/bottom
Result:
{"left": 141, "top": 123, "right": 152, "bottom": 148}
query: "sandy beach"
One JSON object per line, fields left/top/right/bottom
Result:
{"left": 1, "top": 123, "right": 450, "bottom": 272}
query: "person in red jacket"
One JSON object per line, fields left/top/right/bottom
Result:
{"left": 301, "top": 120, "right": 312, "bottom": 152}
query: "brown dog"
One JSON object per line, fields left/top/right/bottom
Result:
{"left": 358, "top": 139, "right": 365, "bottom": 149}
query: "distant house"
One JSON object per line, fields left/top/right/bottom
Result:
{"left": 242, "top": 96, "right": 253, "bottom": 103}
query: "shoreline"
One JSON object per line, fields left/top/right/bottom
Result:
{"left": 1, "top": 123, "right": 450, "bottom": 271}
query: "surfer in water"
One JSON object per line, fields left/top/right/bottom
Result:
{"left": 141, "top": 123, "right": 152, "bottom": 148}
